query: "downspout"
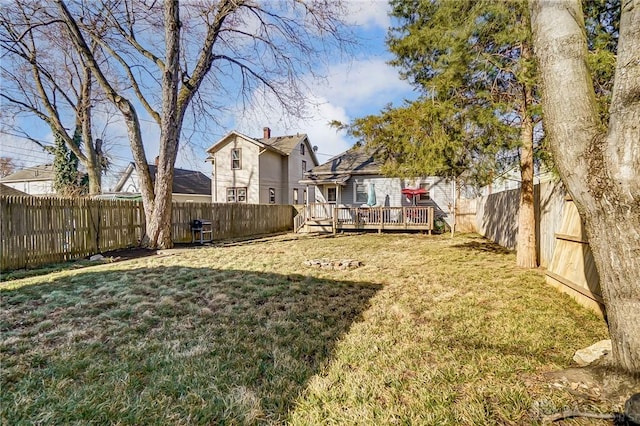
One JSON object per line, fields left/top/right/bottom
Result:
{"left": 213, "top": 157, "right": 217, "bottom": 202}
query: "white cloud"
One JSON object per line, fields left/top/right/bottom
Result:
{"left": 233, "top": 53, "right": 415, "bottom": 163}
{"left": 312, "top": 58, "right": 414, "bottom": 114}
{"left": 343, "top": 0, "right": 390, "bottom": 29}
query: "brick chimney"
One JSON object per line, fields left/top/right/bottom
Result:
{"left": 263, "top": 127, "right": 271, "bottom": 139}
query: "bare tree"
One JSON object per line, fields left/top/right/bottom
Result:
{"left": 0, "top": 1, "right": 109, "bottom": 195}
{"left": 531, "top": 0, "right": 639, "bottom": 373}
{"left": 0, "top": 157, "right": 16, "bottom": 177}
{"left": 54, "top": 0, "right": 351, "bottom": 248}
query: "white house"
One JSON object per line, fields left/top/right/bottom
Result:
{"left": 206, "top": 127, "right": 319, "bottom": 204}
{"left": 0, "top": 164, "right": 56, "bottom": 196}
{"left": 300, "top": 145, "right": 456, "bottom": 227}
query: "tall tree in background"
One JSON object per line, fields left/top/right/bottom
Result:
{"left": 381, "top": 0, "right": 539, "bottom": 267}
{"left": 334, "top": 99, "right": 510, "bottom": 232}
{"left": 531, "top": 0, "right": 639, "bottom": 373}
{"left": 48, "top": 131, "right": 86, "bottom": 196}
{"left": 0, "top": 1, "right": 109, "bottom": 195}
{"left": 55, "top": 0, "right": 350, "bottom": 248}
{"left": 0, "top": 157, "right": 16, "bottom": 178}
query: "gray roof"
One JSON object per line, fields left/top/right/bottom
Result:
{"left": 306, "top": 145, "right": 380, "bottom": 176}
{"left": 114, "top": 163, "right": 211, "bottom": 195}
{"left": 0, "top": 164, "right": 55, "bottom": 182}
{"left": 0, "top": 183, "right": 30, "bottom": 197}
{"left": 148, "top": 165, "right": 211, "bottom": 195}
{"left": 258, "top": 134, "right": 307, "bottom": 155}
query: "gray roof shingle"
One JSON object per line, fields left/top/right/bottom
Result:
{"left": 307, "top": 145, "right": 380, "bottom": 176}
{"left": 0, "top": 164, "right": 55, "bottom": 182}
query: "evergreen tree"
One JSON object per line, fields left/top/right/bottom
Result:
{"left": 343, "top": 0, "right": 539, "bottom": 265}
{"left": 48, "top": 130, "right": 86, "bottom": 196}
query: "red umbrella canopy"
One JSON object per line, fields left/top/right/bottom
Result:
{"left": 401, "top": 188, "right": 427, "bottom": 196}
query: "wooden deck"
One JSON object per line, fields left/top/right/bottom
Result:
{"left": 298, "top": 204, "right": 434, "bottom": 233}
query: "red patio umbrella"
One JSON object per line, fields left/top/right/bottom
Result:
{"left": 401, "top": 187, "right": 427, "bottom": 206}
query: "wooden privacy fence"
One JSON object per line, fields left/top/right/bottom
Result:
{"left": 171, "top": 202, "right": 294, "bottom": 243}
{"left": 1, "top": 196, "right": 145, "bottom": 271}
{"left": 1, "top": 196, "right": 294, "bottom": 271}
{"left": 457, "top": 181, "right": 603, "bottom": 316}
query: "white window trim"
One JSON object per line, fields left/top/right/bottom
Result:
{"left": 231, "top": 148, "right": 241, "bottom": 170}
{"left": 354, "top": 181, "right": 368, "bottom": 204}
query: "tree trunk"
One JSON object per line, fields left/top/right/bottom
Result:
{"left": 78, "top": 68, "right": 102, "bottom": 196}
{"left": 516, "top": 78, "right": 537, "bottom": 268}
{"left": 531, "top": 0, "right": 640, "bottom": 373}
{"left": 144, "top": 0, "right": 181, "bottom": 249}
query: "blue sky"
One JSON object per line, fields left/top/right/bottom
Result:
{"left": 0, "top": 1, "right": 417, "bottom": 190}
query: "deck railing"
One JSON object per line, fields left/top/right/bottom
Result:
{"left": 306, "top": 203, "right": 334, "bottom": 219}
{"left": 335, "top": 206, "right": 434, "bottom": 229}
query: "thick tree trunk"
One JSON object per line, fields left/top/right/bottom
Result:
{"left": 531, "top": 0, "right": 640, "bottom": 373}
{"left": 144, "top": 0, "right": 181, "bottom": 249}
{"left": 516, "top": 80, "right": 537, "bottom": 268}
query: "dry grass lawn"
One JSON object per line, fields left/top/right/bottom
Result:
{"left": 1, "top": 233, "right": 613, "bottom": 424}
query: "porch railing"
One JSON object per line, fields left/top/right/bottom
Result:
{"left": 298, "top": 204, "right": 434, "bottom": 232}
{"left": 335, "top": 206, "right": 434, "bottom": 229}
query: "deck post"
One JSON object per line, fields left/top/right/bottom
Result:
{"left": 403, "top": 207, "right": 407, "bottom": 230}
{"left": 332, "top": 206, "right": 337, "bottom": 235}
{"left": 378, "top": 206, "right": 383, "bottom": 233}
{"left": 428, "top": 207, "right": 434, "bottom": 235}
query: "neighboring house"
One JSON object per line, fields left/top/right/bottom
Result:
{"left": 206, "top": 127, "right": 319, "bottom": 204}
{"left": 299, "top": 145, "right": 455, "bottom": 226}
{"left": 0, "top": 183, "right": 30, "bottom": 197}
{"left": 110, "top": 162, "right": 211, "bottom": 203}
{"left": 0, "top": 164, "right": 55, "bottom": 196}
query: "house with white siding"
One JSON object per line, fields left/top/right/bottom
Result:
{"left": 0, "top": 164, "right": 56, "bottom": 196}
{"left": 206, "top": 127, "right": 319, "bottom": 205}
{"left": 299, "top": 145, "right": 455, "bottom": 227}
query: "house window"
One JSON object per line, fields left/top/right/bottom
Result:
{"left": 302, "top": 160, "right": 307, "bottom": 174}
{"left": 303, "top": 188, "right": 307, "bottom": 204}
{"left": 355, "top": 182, "right": 368, "bottom": 204}
{"left": 419, "top": 183, "right": 431, "bottom": 201}
{"left": 300, "top": 143, "right": 305, "bottom": 155}
{"left": 293, "top": 188, "right": 299, "bottom": 204}
{"left": 231, "top": 148, "right": 241, "bottom": 169}
{"left": 237, "top": 187, "right": 247, "bottom": 202}
{"left": 269, "top": 188, "right": 276, "bottom": 204}
{"left": 327, "top": 187, "right": 337, "bottom": 203}
{"left": 227, "top": 187, "right": 247, "bottom": 203}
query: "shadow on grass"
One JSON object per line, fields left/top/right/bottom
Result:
{"left": 1, "top": 266, "right": 381, "bottom": 424}
{"left": 452, "top": 240, "right": 513, "bottom": 255}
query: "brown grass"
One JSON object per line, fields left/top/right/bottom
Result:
{"left": 1, "top": 233, "right": 612, "bottom": 424}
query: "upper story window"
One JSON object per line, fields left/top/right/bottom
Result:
{"left": 419, "top": 182, "right": 431, "bottom": 201}
{"left": 269, "top": 188, "right": 276, "bottom": 204}
{"left": 300, "top": 143, "right": 305, "bottom": 155}
{"left": 231, "top": 148, "right": 241, "bottom": 169}
{"left": 302, "top": 160, "right": 307, "bottom": 174}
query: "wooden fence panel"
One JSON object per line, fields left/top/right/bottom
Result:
{"left": 545, "top": 199, "right": 603, "bottom": 316}
{"left": 1, "top": 196, "right": 294, "bottom": 271}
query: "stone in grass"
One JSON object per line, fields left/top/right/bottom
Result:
{"left": 304, "top": 259, "right": 362, "bottom": 270}
{"left": 89, "top": 254, "right": 104, "bottom": 261}
{"left": 573, "top": 339, "right": 612, "bottom": 367}
{"left": 625, "top": 393, "right": 640, "bottom": 424}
